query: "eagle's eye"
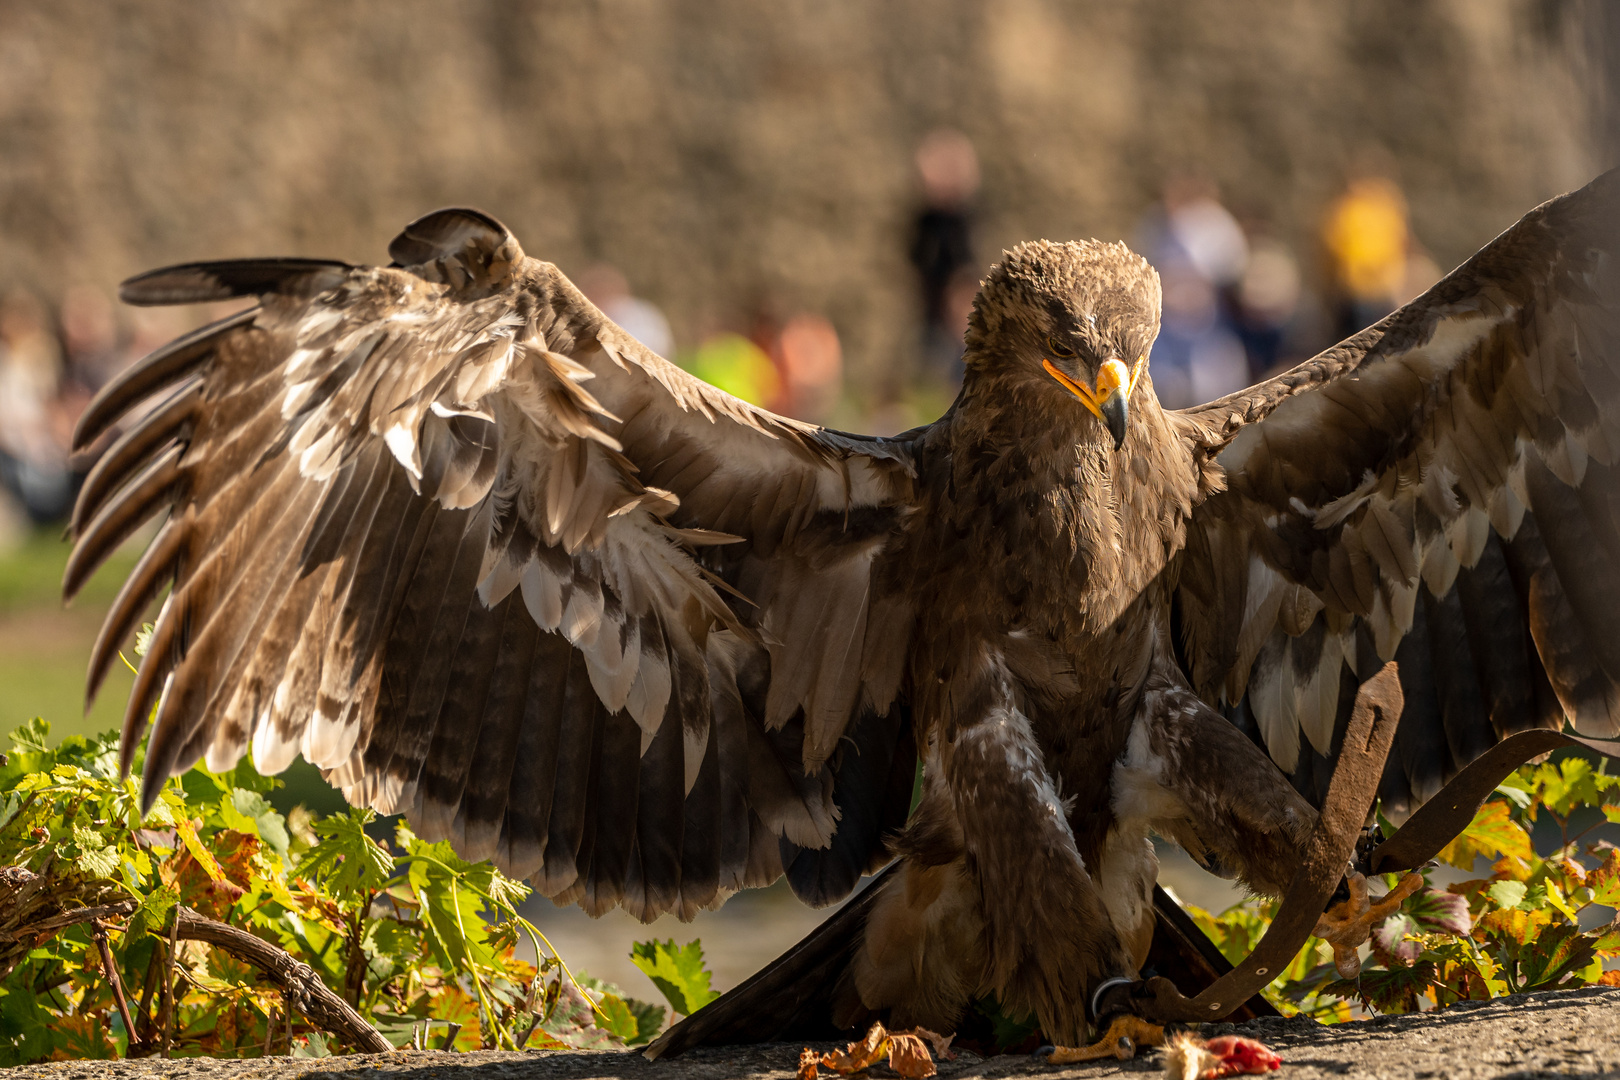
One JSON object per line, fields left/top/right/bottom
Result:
{"left": 1046, "top": 336, "right": 1076, "bottom": 359}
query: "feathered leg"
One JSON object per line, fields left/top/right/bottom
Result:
{"left": 1120, "top": 667, "right": 1318, "bottom": 897}
{"left": 936, "top": 655, "right": 1135, "bottom": 1047}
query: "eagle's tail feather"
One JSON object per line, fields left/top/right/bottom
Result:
{"left": 642, "top": 864, "right": 895, "bottom": 1059}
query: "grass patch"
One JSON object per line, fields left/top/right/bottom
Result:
{"left": 0, "top": 527, "right": 146, "bottom": 742}
{"left": 0, "top": 527, "right": 140, "bottom": 614}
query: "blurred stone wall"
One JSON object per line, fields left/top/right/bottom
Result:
{"left": 0, "top": 0, "right": 1604, "bottom": 401}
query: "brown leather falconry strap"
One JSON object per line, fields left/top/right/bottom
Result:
{"left": 1368, "top": 727, "right": 1620, "bottom": 875}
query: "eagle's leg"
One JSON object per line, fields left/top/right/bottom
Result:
{"left": 941, "top": 663, "right": 1135, "bottom": 1047}
{"left": 1120, "top": 670, "right": 1318, "bottom": 898}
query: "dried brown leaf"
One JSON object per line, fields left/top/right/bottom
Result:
{"left": 905, "top": 1026, "right": 955, "bottom": 1061}
{"left": 886, "top": 1033, "right": 936, "bottom": 1079}
{"left": 822, "top": 1022, "right": 889, "bottom": 1074}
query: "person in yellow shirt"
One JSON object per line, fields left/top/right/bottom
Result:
{"left": 1321, "top": 174, "right": 1410, "bottom": 340}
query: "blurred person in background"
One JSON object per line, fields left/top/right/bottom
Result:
{"left": 767, "top": 312, "right": 843, "bottom": 423}
{"left": 1320, "top": 154, "right": 1410, "bottom": 340}
{"left": 909, "top": 127, "right": 980, "bottom": 387}
{"left": 59, "top": 285, "right": 121, "bottom": 393}
{"left": 1320, "top": 159, "right": 1446, "bottom": 342}
{"left": 1231, "top": 230, "right": 1312, "bottom": 380}
{"left": 577, "top": 262, "right": 675, "bottom": 359}
{"left": 683, "top": 331, "right": 781, "bottom": 408}
{"left": 711, "top": 297, "right": 844, "bottom": 422}
{"left": 74, "top": 303, "right": 191, "bottom": 454}
{"left": 0, "top": 291, "right": 73, "bottom": 523}
{"left": 1135, "top": 174, "right": 1251, "bottom": 409}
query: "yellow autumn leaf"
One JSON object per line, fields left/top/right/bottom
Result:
{"left": 1436, "top": 800, "right": 1533, "bottom": 870}
{"left": 174, "top": 816, "right": 225, "bottom": 883}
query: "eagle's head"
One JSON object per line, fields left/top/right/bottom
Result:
{"left": 965, "top": 239, "right": 1161, "bottom": 449}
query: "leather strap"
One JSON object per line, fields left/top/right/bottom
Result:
{"left": 1368, "top": 728, "right": 1620, "bottom": 875}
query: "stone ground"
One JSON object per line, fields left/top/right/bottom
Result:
{"left": 6, "top": 986, "right": 1618, "bottom": 1080}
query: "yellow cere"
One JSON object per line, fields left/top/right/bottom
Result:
{"left": 1095, "top": 358, "right": 1129, "bottom": 398}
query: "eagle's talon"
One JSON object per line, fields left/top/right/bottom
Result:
{"left": 1039, "top": 1015, "right": 1164, "bottom": 1065}
{"left": 1032, "top": 1045, "right": 1056, "bottom": 1061}
{"left": 1312, "top": 870, "right": 1424, "bottom": 978}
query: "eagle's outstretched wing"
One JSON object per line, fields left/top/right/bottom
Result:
{"left": 66, "top": 208, "right": 921, "bottom": 919}
{"left": 1172, "top": 170, "right": 1620, "bottom": 817}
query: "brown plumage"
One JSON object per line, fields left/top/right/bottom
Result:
{"left": 69, "top": 176, "right": 1620, "bottom": 1046}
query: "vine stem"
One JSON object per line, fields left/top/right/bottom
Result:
{"left": 92, "top": 920, "right": 141, "bottom": 1053}
{"left": 30, "top": 903, "right": 395, "bottom": 1055}
{"left": 446, "top": 878, "right": 514, "bottom": 1049}
{"left": 162, "top": 908, "right": 179, "bottom": 1057}
{"left": 171, "top": 906, "right": 392, "bottom": 1052}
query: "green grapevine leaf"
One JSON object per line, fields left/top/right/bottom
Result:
{"left": 630, "top": 938, "right": 720, "bottom": 1016}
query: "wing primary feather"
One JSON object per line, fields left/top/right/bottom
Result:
{"left": 537, "top": 645, "right": 600, "bottom": 896}
{"left": 330, "top": 470, "right": 434, "bottom": 695}
{"left": 370, "top": 503, "right": 491, "bottom": 810}
{"left": 580, "top": 709, "right": 642, "bottom": 917}
{"left": 119, "top": 258, "right": 353, "bottom": 307}
{"left": 86, "top": 517, "right": 182, "bottom": 713}
{"left": 1524, "top": 455, "right": 1620, "bottom": 683}
{"left": 497, "top": 628, "right": 571, "bottom": 880}
{"left": 1419, "top": 586, "right": 1489, "bottom": 782}
{"left": 677, "top": 697, "right": 724, "bottom": 918}
{"left": 414, "top": 559, "right": 511, "bottom": 843}
{"left": 624, "top": 676, "right": 686, "bottom": 921}
{"left": 63, "top": 443, "right": 186, "bottom": 602}
{"left": 1453, "top": 534, "right": 1540, "bottom": 744}
{"left": 782, "top": 706, "right": 905, "bottom": 907}
{"left": 130, "top": 589, "right": 193, "bottom": 810}
{"left": 74, "top": 308, "right": 257, "bottom": 453}
{"left": 1507, "top": 513, "right": 1620, "bottom": 733}
{"left": 200, "top": 452, "right": 389, "bottom": 774}
{"left": 174, "top": 473, "right": 334, "bottom": 779}
{"left": 72, "top": 378, "right": 202, "bottom": 537}
{"left": 1391, "top": 597, "right": 1455, "bottom": 807}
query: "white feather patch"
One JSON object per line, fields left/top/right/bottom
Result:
{"left": 560, "top": 586, "right": 603, "bottom": 649}
{"left": 1543, "top": 429, "right": 1589, "bottom": 488}
{"left": 1249, "top": 632, "right": 1300, "bottom": 774}
{"left": 384, "top": 422, "right": 424, "bottom": 480}
{"left": 250, "top": 707, "right": 299, "bottom": 776}
{"left": 1487, "top": 483, "right": 1526, "bottom": 540}
{"left": 625, "top": 652, "right": 672, "bottom": 735}
{"left": 1420, "top": 536, "right": 1461, "bottom": 597}
{"left": 301, "top": 707, "right": 360, "bottom": 771}
{"left": 477, "top": 549, "right": 526, "bottom": 608}
{"left": 519, "top": 561, "right": 565, "bottom": 630}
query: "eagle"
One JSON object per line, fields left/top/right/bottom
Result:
{"left": 66, "top": 171, "right": 1619, "bottom": 1049}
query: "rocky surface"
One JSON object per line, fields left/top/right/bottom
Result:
{"left": 6, "top": 987, "right": 1618, "bottom": 1080}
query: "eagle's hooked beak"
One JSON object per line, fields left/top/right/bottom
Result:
{"left": 1042, "top": 357, "right": 1137, "bottom": 450}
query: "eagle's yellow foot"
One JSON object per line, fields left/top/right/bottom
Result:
{"left": 1036, "top": 1015, "right": 1165, "bottom": 1064}
{"left": 1313, "top": 871, "right": 1424, "bottom": 977}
